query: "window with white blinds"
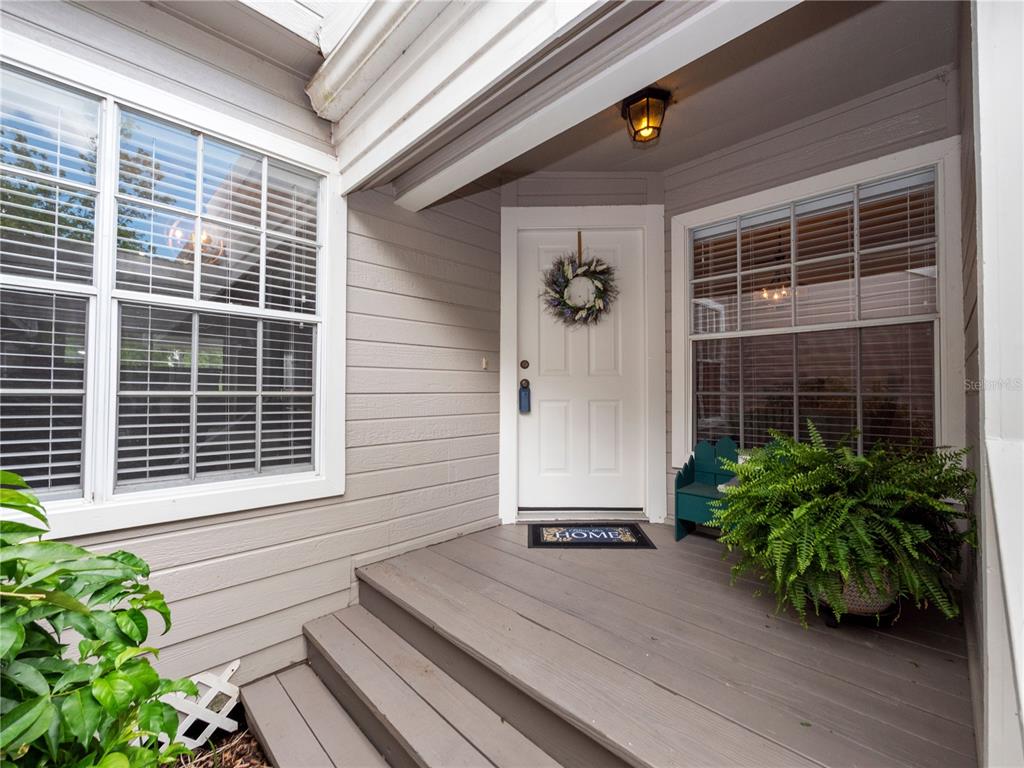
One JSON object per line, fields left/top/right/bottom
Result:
{"left": 689, "top": 168, "right": 938, "bottom": 450}
{"left": 0, "top": 64, "right": 325, "bottom": 503}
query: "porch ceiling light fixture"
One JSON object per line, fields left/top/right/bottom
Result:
{"left": 621, "top": 87, "right": 670, "bottom": 144}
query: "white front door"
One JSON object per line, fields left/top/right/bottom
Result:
{"left": 516, "top": 227, "right": 646, "bottom": 512}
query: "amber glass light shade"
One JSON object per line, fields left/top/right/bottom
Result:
{"left": 621, "top": 87, "right": 670, "bottom": 143}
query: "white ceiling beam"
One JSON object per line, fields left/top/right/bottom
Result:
{"left": 393, "top": 0, "right": 800, "bottom": 210}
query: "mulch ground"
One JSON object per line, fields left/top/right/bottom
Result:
{"left": 179, "top": 730, "right": 270, "bottom": 768}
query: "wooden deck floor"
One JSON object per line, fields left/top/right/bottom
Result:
{"left": 408, "top": 522, "right": 976, "bottom": 768}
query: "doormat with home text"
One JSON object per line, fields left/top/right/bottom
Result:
{"left": 527, "top": 523, "right": 655, "bottom": 549}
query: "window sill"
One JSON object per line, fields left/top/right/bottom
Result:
{"left": 22, "top": 470, "right": 346, "bottom": 539}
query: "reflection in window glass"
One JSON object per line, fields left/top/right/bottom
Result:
{"left": 199, "top": 222, "right": 261, "bottom": 306}
{"left": 1, "top": 68, "right": 100, "bottom": 186}
{"left": 116, "top": 203, "right": 195, "bottom": 297}
{"left": 267, "top": 162, "right": 318, "bottom": 242}
{"left": 203, "top": 138, "right": 262, "bottom": 228}
{"left": 118, "top": 111, "right": 197, "bottom": 210}
{"left": 1, "top": 170, "right": 96, "bottom": 282}
{"left": 1, "top": 69, "right": 99, "bottom": 284}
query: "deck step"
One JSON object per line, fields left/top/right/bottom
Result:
{"left": 241, "top": 664, "right": 386, "bottom": 768}
{"left": 307, "top": 605, "right": 554, "bottom": 768}
{"left": 356, "top": 549, "right": 818, "bottom": 768}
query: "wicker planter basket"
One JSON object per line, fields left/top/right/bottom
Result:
{"left": 840, "top": 576, "right": 896, "bottom": 615}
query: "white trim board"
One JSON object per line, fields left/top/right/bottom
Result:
{"left": 499, "top": 205, "right": 666, "bottom": 525}
{"left": 670, "top": 136, "right": 965, "bottom": 468}
{"left": 974, "top": 0, "right": 1024, "bottom": 758}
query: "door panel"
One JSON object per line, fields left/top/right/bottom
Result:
{"left": 517, "top": 227, "right": 644, "bottom": 510}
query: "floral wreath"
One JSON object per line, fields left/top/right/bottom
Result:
{"left": 542, "top": 248, "right": 619, "bottom": 327}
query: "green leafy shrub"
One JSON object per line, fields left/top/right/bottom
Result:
{"left": 710, "top": 424, "right": 976, "bottom": 625}
{"left": 1, "top": 471, "right": 197, "bottom": 766}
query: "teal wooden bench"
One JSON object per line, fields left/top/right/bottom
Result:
{"left": 674, "top": 437, "right": 737, "bottom": 540}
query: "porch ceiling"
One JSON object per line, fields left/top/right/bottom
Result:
{"left": 499, "top": 0, "right": 960, "bottom": 178}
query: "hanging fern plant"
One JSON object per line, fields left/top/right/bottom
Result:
{"left": 710, "top": 423, "right": 976, "bottom": 625}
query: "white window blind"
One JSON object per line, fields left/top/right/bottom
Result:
{"left": 0, "top": 64, "right": 324, "bottom": 502}
{"left": 689, "top": 168, "right": 938, "bottom": 450}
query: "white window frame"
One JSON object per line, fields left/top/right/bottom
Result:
{"left": 1, "top": 32, "right": 346, "bottom": 538}
{"left": 670, "top": 137, "right": 965, "bottom": 468}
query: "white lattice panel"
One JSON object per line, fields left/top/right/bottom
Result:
{"left": 162, "top": 659, "right": 240, "bottom": 750}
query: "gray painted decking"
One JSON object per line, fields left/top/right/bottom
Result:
{"left": 356, "top": 523, "right": 975, "bottom": 768}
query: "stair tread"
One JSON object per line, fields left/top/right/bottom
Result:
{"left": 335, "top": 605, "right": 558, "bottom": 768}
{"left": 304, "top": 613, "right": 491, "bottom": 768}
{"left": 276, "top": 665, "right": 388, "bottom": 768}
{"left": 241, "top": 673, "right": 333, "bottom": 768}
{"left": 358, "top": 551, "right": 818, "bottom": 768}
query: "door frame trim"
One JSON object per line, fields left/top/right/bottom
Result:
{"left": 499, "top": 205, "right": 666, "bottom": 524}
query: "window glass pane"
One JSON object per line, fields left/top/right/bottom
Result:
{"left": 859, "top": 243, "right": 936, "bottom": 319}
{"left": 266, "top": 237, "right": 317, "bottom": 314}
{"left": 861, "top": 323, "right": 933, "bottom": 394}
{"left": 0, "top": 289, "right": 87, "bottom": 496}
{"left": 692, "top": 224, "right": 736, "bottom": 280}
{"left": 199, "top": 222, "right": 260, "bottom": 306}
{"left": 797, "top": 329, "right": 857, "bottom": 444}
{"left": 796, "top": 190, "right": 853, "bottom": 260}
{"left": 795, "top": 255, "right": 855, "bottom": 325}
{"left": 116, "top": 396, "right": 191, "bottom": 485}
{"left": 1, "top": 68, "right": 100, "bottom": 186}
{"left": 797, "top": 329, "right": 856, "bottom": 393}
{"left": 1, "top": 170, "right": 95, "bottom": 282}
{"left": 695, "top": 393, "right": 738, "bottom": 445}
{"left": 741, "top": 268, "right": 791, "bottom": 330}
{"left": 743, "top": 393, "right": 793, "bottom": 448}
{"left": 0, "top": 290, "right": 87, "bottom": 390}
{"left": 202, "top": 138, "right": 262, "bottom": 228}
{"left": 119, "top": 111, "right": 197, "bottom": 210}
{"left": 266, "top": 162, "right": 317, "bottom": 241}
{"left": 116, "top": 202, "right": 195, "bottom": 296}
{"left": 859, "top": 170, "right": 935, "bottom": 250}
{"left": 261, "top": 395, "right": 313, "bottom": 468}
{"left": 263, "top": 321, "right": 314, "bottom": 391}
{"left": 740, "top": 209, "right": 789, "bottom": 272}
{"left": 741, "top": 335, "right": 794, "bottom": 447}
{"left": 196, "top": 396, "right": 256, "bottom": 476}
{"left": 693, "top": 338, "right": 739, "bottom": 444}
{"left": 197, "top": 314, "right": 257, "bottom": 391}
{"left": 861, "top": 323, "right": 934, "bottom": 448}
{"left": 119, "top": 304, "right": 192, "bottom": 391}
{"left": 694, "top": 337, "right": 739, "bottom": 393}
